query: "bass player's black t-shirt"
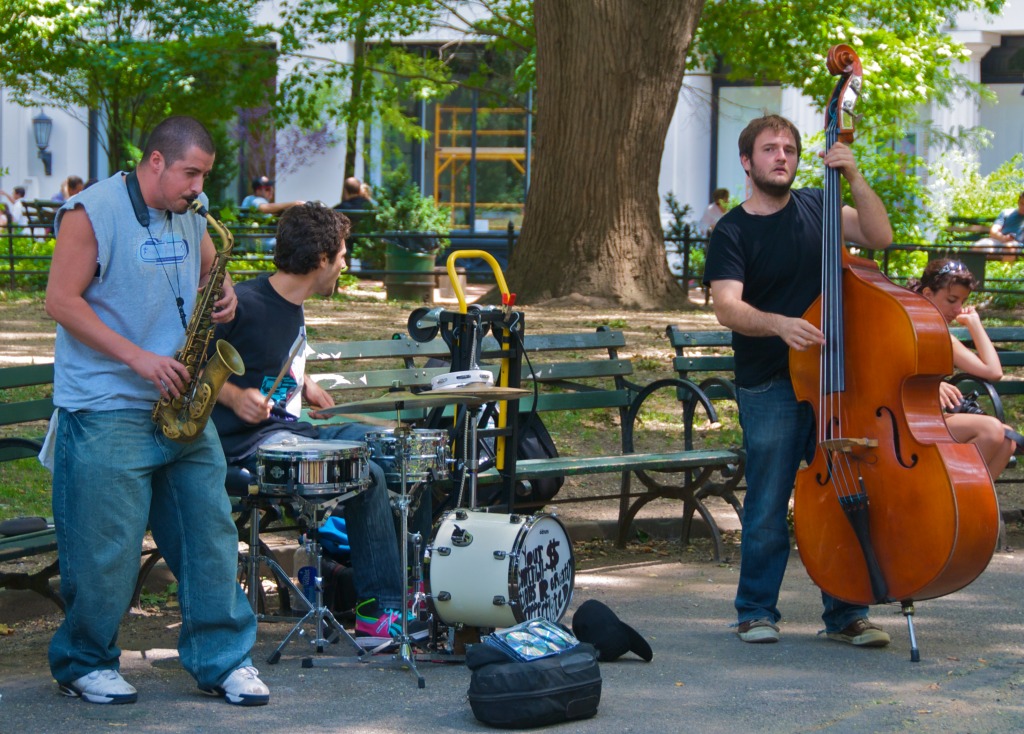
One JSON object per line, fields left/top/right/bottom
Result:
{"left": 702, "top": 188, "right": 825, "bottom": 388}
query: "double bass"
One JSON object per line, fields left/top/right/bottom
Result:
{"left": 789, "top": 44, "right": 1000, "bottom": 660}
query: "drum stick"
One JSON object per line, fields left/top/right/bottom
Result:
{"left": 266, "top": 334, "right": 306, "bottom": 406}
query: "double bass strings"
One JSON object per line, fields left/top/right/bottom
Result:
{"left": 819, "top": 114, "right": 860, "bottom": 504}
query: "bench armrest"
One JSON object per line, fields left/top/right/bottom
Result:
{"left": 621, "top": 377, "right": 719, "bottom": 454}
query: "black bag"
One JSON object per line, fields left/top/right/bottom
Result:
{"left": 435, "top": 409, "right": 564, "bottom": 511}
{"left": 516, "top": 412, "right": 564, "bottom": 504}
{"left": 466, "top": 642, "right": 602, "bottom": 728}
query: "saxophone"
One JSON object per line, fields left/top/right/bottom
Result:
{"left": 151, "top": 199, "right": 245, "bottom": 443}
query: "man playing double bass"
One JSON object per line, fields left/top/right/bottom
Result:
{"left": 703, "top": 114, "right": 894, "bottom": 646}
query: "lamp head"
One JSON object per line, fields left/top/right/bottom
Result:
{"left": 32, "top": 111, "right": 53, "bottom": 176}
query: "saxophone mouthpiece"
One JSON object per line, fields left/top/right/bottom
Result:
{"left": 187, "top": 198, "right": 208, "bottom": 217}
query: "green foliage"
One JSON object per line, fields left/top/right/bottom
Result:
{"left": 138, "top": 581, "right": 178, "bottom": 608}
{"left": 793, "top": 130, "right": 933, "bottom": 244}
{"left": 374, "top": 169, "right": 452, "bottom": 235}
{"left": 0, "top": 237, "right": 56, "bottom": 291}
{"left": 355, "top": 168, "right": 451, "bottom": 267}
{"left": 0, "top": 0, "right": 275, "bottom": 179}
{"left": 278, "top": 0, "right": 454, "bottom": 147}
{"left": 692, "top": 1, "right": 1006, "bottom": 244}
{"left": 928, "top": 152, "right": 1024, "bottom": 235}
{"left": 664, "top": 192, "right": 706, "bottom": 278}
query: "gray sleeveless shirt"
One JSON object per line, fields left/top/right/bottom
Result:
{"left": 52, "top": 172, "right": 210, "bottom": 411}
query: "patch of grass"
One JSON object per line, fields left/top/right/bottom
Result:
{"left": 633, "top": 356, "right": 662, "bottom": 371}
{"left": 0, "top": 457, "right": 52, "bottom": 520}
{"left": 137, "top": 581, "right": 179, "bottom": 608}
{"left": 582, "top": 318, "right": 628, "bottom": 329}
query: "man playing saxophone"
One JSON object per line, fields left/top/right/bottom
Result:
{"left": 43, "top": 115, "right": 269, "bottom": 706}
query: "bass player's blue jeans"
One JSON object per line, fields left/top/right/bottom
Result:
{"left": 734, "top": 375, "right": 869, "bottom": 633}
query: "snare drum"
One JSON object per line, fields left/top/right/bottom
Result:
{"left": 365, "top": 429, "right": 449, "bottom": 486}
{"left": 256, "top": 439, "right": 368, "bottom": 500}
{"left": 427, "top": 510, "right": 574, "bottom": 629}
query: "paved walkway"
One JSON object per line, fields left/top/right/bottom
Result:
{"left": 2, "top": 524, "right": 1023, "bottom": 733}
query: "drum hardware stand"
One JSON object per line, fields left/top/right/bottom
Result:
{"left": 307, "top": 425, "right": 428, "bottom": 687}
{"left": 239, "top": 485, "right": 308, "bottom": 622}
{"left": 268, "top": 494, "right": 366, "bottom": 666}
{"left": 385, "top": 426, "right": 426, "bottom": 686}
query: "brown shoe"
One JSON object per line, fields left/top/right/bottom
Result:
{"left": 736, "top": 618, "right": 779, "bottom": 643}
{"left": 826, "top": 618, "right": 890, "bottom": 647}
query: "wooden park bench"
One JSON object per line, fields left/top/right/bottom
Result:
{"left": 0, "top": 363, "right": 61, "bottom": 608}
{"left": 0, "top": 363, "right": 249, "bottom": 611}
{"left": 306, "top": 324, "right": 742, "bottom": 559}
{"left": 19, "top": 200, "right": 60, "bottom": 236}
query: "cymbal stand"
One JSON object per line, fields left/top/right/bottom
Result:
{"left": 268, "top": 495, "right": 364, "bottom": 666}
{"left": 388, "top": 425, "right": 426, "bottom": 687}
{"left": 460, "top": 402, "right": 486, "bottom": 511}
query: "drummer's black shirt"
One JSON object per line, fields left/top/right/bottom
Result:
{"left": 211, "top": 275, "right": 318, "bottom": 463}
{"left": 702, "top": 188, "right": 825, "bottom": 388}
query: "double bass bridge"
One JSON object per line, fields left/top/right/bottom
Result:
{"left": 819, "top": 437, "right": 878, "bottom": 455}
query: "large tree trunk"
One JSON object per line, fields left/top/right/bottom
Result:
{"left": 508, "top": 0, "right": 705, "bottom": 308}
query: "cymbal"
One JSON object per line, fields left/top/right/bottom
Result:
{"left": 316, "top": 386, "right": 531, "bottom": 416}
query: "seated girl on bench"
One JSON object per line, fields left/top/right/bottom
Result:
{"left": 908, "top": 258, "right": 1017, "bottom": 479}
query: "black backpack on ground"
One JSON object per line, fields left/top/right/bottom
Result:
{"left": 466, "top": 641, "right": 602, "bottom": 728}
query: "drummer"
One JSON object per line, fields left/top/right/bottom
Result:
{"left": 211, "top": 202, "right": 425, "bottom": 640}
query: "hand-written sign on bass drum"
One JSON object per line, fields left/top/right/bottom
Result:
{"left": 517, "top": 534, "right": 574, "bottom": 623}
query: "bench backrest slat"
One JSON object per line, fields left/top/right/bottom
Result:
{"left": 0, "top": 398, "right": 54, "bottom": 428}
{"left": 309, "top": 330, "right": 624, "bottom": 366}
{"left": 672, "top": 355, "right": 735, "bottom": 372}
{"left": 0, "top": 363, "right": 55, "bottom": 390}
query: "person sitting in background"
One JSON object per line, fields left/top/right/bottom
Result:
{"left": 240, "top": 176, "right": 303, "bottom": 216}
{"left": 52, "top": 176, "right": 84, "bottom": 203}
{"left": 699, "top": 188, "right": 730, "bottom": 235}
{"left": 908, "top": 258, "right": 1016, "bottom": 479}
{"left": 0, "top": 187, "right": 28, "bottom": 228}
{"left": 972, "top": 192, "right": 1024, "bottom": 260}
{"left": 335, "top": 177, "right": 373, "bottom": 211}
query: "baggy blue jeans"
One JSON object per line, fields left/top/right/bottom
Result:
{"left": 734, "top": 375, "right": 869, "bottom": 632}
{"left": 49, "top": 409, "right": 256, "bottom": 689}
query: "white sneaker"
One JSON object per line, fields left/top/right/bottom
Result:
{"left": 200, "top": 665, "right": 270, "bottom": 706}
{"left": 59, "top": 669, "right": 138, "bottom": 704}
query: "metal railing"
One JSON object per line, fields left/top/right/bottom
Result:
{"left": 5, "top": 221, "right": 1023, "bottom": 295}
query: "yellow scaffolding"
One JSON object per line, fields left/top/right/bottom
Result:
{"left": 433, "top": 106, "right": 529, "bottom": 226}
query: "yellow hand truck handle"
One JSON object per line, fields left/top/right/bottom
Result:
{"left": 446, "top": 250, "right": 511, "bottom": 314}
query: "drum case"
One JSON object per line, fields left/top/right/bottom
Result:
{"left": 465, "top": 642, "right": 601, "bottom": 728}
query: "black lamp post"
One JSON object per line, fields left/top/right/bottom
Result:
{"left": 32, "top": 111, "right": 53, "bottom": 176}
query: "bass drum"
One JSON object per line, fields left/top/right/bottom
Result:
{"left": 427, "top": 510, "right": 574, "bottom": 629}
